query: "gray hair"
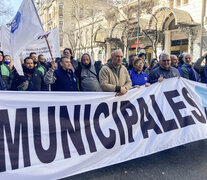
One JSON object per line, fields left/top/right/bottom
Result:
{"left": 183, "top": 52, "right": 191, "bottom": 59}
{"left": 170, "top": 54, "right": 177, "bottom": 58}
{"left": 111, "top": 49, "right": 123, "bottom": 58}
{"left": 159, "top": 52, "right": 170, "bottom": 61}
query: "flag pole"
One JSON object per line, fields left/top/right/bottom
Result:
{"left": 44, "top": 35, "right": 54, "bottom": 61}
{"left": 32, "top": 0, "right": 55, "bottom": 62}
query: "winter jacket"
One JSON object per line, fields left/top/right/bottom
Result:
{"left": 194, "top": 56, "right": 207, "bottom": 83}
{"left": 44, "top": 66, "right": 77, "bottom": 91}
{"left": 0, "top": 75, "right": 6, "bottom": 90}
{"left": 181, "top": 63, "right": 198, "bottom": 81}
{"left": 129, "top": 68, "right": 149, "bottom": 87}
{"left": 149, "top": 66, "right": 180, "bottom": 84}
{"left": 12, "top": 67, "right": 47, "bottom": 91}
{"left": 99, "top": 61, "right": 132, "bottom": 92}
{"left": 75, "top": 54, "right": 102, "bottom": 92}
{"left": 172, "top": 65, "right": 183, "bottom": 77}
{"left": 0, "top": 64, "right": 13, "bottom": 90}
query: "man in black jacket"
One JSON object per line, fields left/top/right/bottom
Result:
{"left": 12, "top": 57, "right": 47, "bottom": 91}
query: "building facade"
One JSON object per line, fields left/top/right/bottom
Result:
{"left": 34, "top": 0, "right": 112, "bottom": 55}
{"left": 74, "top": 0, "right": 207, "bottom": 62}
{"left": 35, "top": 0, "right": 207, "bottom": 62}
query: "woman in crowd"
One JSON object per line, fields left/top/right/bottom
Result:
{"left": 0, "top": 51, "right": 13, "bottom": 90}
{"left": 128, "top": 58, "right": 150, "bottom": 88}
{"left": 145, "top": 58, "right": 158, "bottom": 75}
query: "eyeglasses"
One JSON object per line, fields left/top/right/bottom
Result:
{"left": 162, "top": 60, "right": 170, "bottom": 63}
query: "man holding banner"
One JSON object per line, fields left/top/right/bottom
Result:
{"left": 11, "top": 57, "right": 47, "bottom": 91}
{"left": 99, "top": 49, "right": 132, "bottom": 96}
{"left": 149, "top": 52, "right": 180, "bottom": 84}
{"left": 44, "top": 56, "right": 78, "bottom": 91}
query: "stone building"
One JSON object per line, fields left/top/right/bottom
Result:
{"left": 34, "top": 0, "right": 112, "bottom": 54}
{"left": 34, "top": 0, "right": 207, "bottom": 61}
{"left": 75, "top": 0, "right": 207, "bottom": 62}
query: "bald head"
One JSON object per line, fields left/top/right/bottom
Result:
{"left": 170, "top": 55, "right": 178, "bottom": 67}
{"left": 111, "top": 49, "right": 123, "bottom": 68}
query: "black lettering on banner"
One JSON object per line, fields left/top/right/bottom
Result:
{"left": 94, "top": 103, "right": 116, "bottom": 149}
{"left": 112, "top": 102, "right": 125, "bottom": 145}
{"left": 60, "top": 105, "right": 86, "bottom": 159}
{"left": 0, "top": 109, "right": 30, "bottom": 172}
{"left": 32, "top": 107, "right": 57, "bottom": 163}
{"left": 120, "top": 101, "right": 138, "bottom": 143}
{"left": 164, "top": 90, "right": 195, "bottom": 128}
{"left": 137, "top": 98, "right": 162, "bottom": 139}
{"left": 205, "top": 108, "right": 207, "bottom": 119}
{"left": 150, "top": 95, "right": 178, "bottom": 132}
{"left": 84, "top": 104, "right": 97, "bottom": 153}
{"left": 182, "top": 87, "right": 206, "bottom": 124}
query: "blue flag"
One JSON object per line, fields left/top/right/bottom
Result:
{"left": 10, "top": 0, "right": 44, "bottom": 75}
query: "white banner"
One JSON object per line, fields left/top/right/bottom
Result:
{"left": 0, "top": 26, "right": 60, "bottom": 61}
{"left": 0, "top": 77, "right": 207, "bottom": 180}
{"left": 21, "top": 28, "right": 60, "bottom": 61}
{"left": 10, "top": 0, "right": 44, "bottom": 75}
{"left": 0, "top": 25, "right": 10, "bottom": 55}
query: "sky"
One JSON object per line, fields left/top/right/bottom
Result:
{"left": 0, "top": 0, "right": 23, "bottom": 25}
{"left": 13, "top": 0, "right": 23, "bottom": 12}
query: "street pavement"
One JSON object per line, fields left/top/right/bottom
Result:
{"left": 61, "top": 139, "right": 207, "bottom": 180}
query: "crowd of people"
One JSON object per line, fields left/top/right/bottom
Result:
{"left": 0, "top": 48, "right": 207, "bottom": 95}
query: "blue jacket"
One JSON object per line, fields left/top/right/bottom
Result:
{"left": 181, "top": 63, "right": 198, "bottom": 81}
{"left": 129, "top": 68, "right": 149, "bottom": 87}
{"left": 52, "top": 67, "right": 77, "bottom": 91}
{"left": 172, "top": 65, "right": 183, "bottom": 77}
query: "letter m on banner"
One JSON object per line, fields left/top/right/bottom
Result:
{"left": 10, "top": 0, "right": 44, "bottom": 75}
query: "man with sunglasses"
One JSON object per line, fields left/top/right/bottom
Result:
{"left": 149, "top": 52, "right": 180, "bottom": 84}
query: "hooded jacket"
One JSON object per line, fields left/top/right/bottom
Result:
{"left": 75, "top": 53, "right": 102, "bottom": 92}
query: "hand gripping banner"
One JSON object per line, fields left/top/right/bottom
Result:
{"left": 0, "top": 77, "right": 207, "bottom": 180}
